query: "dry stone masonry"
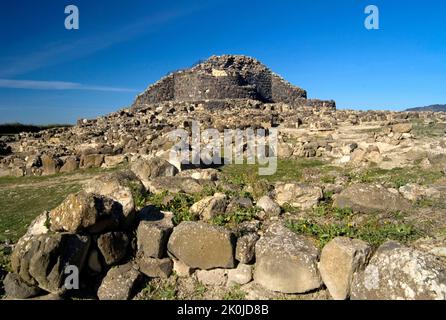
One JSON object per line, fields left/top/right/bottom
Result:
{"left": 2, "top": 54, "right": 446, "bottom": 300}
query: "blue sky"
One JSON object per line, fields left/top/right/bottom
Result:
{"left": 0, "top": 0, "right": 445, "bottom": 124}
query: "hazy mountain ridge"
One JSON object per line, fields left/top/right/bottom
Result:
{"left": 406, "top": 104, "right": 446, "bottom": 112}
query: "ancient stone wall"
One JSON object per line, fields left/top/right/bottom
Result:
{"left": 173, "top": 71, "right": 259, "bottom": 101}
{"left": 131, "top": 55, "right": 310, "bottom": 108}
{"left": 133, "top": 75, "right": 175, "bottom": 106}
{"left": 271, "top": 74, "right": 308, "bottom": 104}
{"left": 293, "top": 98, "right": 337, "bottom": 110}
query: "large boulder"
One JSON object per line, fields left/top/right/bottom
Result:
{"left": 195, "top": 269, "right": 227, "bottom": 286}
{"left": 318, "top": 237, "right": 372, "bottom": 300}
{"left": 235, "top": 233, "right": 259, "bottom": 264}
{"left": 398, "top": 183, "right": 441, "bottom": 202}
{"left": 167, "top": 221, "right": 235, "bottom": 270}
{"left": 3, "top": 273, "right": 41, "bottom": 299}
{"left": 227, "top": 264, "right": 253, "bottom": 286}
{"left": 97, "top": 232, "right": 129, "bottom": 266}
{"left": 177, "top": 168, "right": 220, "bottom": 181}
{"left": 11, "top": 233, "right": 90, "bottom": 294}
{"left": 18, "top": 211, "right": 50, "bottom": 242}
{"left": 351, "top": 241, "right": 446, "bottom": 300}
{"left": 189, "top": 193, "right": 228, "bottom": 221}
{"left": 137, "top": 207, "right": 174, "bottom": 259}
{"left": 333, "top": 184, "right": 411, "bottom": 214}
{"left": 146, "top": 176, "right": 215, "bottom": 195}
{"left": 254, "top": 223, "right": 322, "bottom": 293}
{"left": 84, "top": 170, "right": 145, "bottom": 228}
{"left": 226, "top": 197, "right": 254, "bottom": 214}
{"left": 80, "top": 154, "right": 104, "bottom": 169}
{"left": 102, "top": 155, "right": 127, "bottom": 169}
{"left": 97, "top": 262, "right": 142, "bottom": 300}
{"left": 41, "top": 154, "right": 62, "bottom": 176}
{"left": 274, "top": 183, "right": 323, "bottom": 209}
{"left": 59, "top": 156, "right": 79, "bottom": 173}
{"left": 130, "top": 157, "right": 178, "bottom": 188}
{"left": 137, "top": 257, "right": 173, "bottom": 279}
{"left": 256, "top": 196, "right": 281, "bottom": 216}
{"left": 49, "top": 191, "right": 123, "bottom": 234}
{"left": 393, "top": 123, "right": 413, "bottom": 134}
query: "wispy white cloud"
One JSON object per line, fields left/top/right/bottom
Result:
{"left": 0, "top": 5, "right": 203, "bottom": 78}
{"left": 0, "top": 79, "right": 138, "bottom": 92}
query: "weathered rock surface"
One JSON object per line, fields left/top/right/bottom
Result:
{"left": 4, "top": 273, "right": 41, "bottom": 299}
{"left": 254, "top": 223, "right": 322, "bottom": 293}
{"left": 227, "top": 264, "right": 253, "bottom": 286}
{"left": 177, "top": 168, "right": 220, "bottom": 181}
{"left": 84, "top": 170, "right": 145, "bottom": 228}
{"left": 318, "top": 237, "right": 372, "bottom": 300}
{"left": 137, "top": 209, "right": 173, "bottom": 259}
{"left": 351, "top": 241, "right": 446, "bottom": 300}
{"left": 41, "top": 154, "right": 62, "bottom": 175}
{"left": 190, "top": 193, "right": 228, "bottom": 221}
{"left": 195, "top": 269, "right": 227, "bottom": 286}
{"left": 148, "top": 176, "right": 216, "bottom": 195}
{"left": 235, "top": 233, "right": 259, "bottom": 264}
{"left": 97, "top": 232, "right": 129, "bottom": 266}
{"left": 226, "top": 197, "right": 254, "bottom": 214}
{"left": 398, "top": 183, "right": 441, "bottom": 202}
{"left": 256, "top": 196, "right": 281, "bottom": 216}
{"left": 59, "top": 156, "right": 79, "bottom": 173}
{"left": 130, "top": 157, "right": 178, "bottom": 188}
{"left": 393, "top": 123, "right": 413, "bottom": 134}
{"left": 173, "top": 258, "right": 193, "bottom": 277}
{"left": 137, "top": 256, "right": 173, "bottom": 278}
{"left": 167, "top": 221, "right": 235, "bottom": 270}
{"left": 333, "top": 184, "right": 411, "bottom": 214}
{"left": 97, "top": 262, "right": 142, "bottom": 300}
{"left": 49, "top": 191, "right": 123, "bottom": 233}
{"left": 11, "top": 233, "right": 90, "bottom": 293}
{"left": 80, "top": 154, "right": 104, "bottom": 169}
{"left": 274, "top": 183, "right": 323, "bottom": 209}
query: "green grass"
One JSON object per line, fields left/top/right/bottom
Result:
{"left": 143, "top": 191, "right": 199, "bottom": 225}
{"left": 411, "top": 119, "right": 446, "bottom": 138}
{"left": 0, "top": 165, "right": 129, "bottom": 243}
{"left": 223, "top": 285, "right": 246, "bottom": 300}
{"left": 193, "top": 280, "right": 207, "bottom": 299}
{"left": 221, "top": 158, "right": 326, "bottom": 186}
{"left": 211, "top": 207, "right": 259, "bottom": 227}
{"left": 286, "top": 218, "right": 422, "bottom": 248}
{"left": 415, "top": 198, "right": 446, "bottom": 210}
{"left": 141, "top": 279, "right": 178, "bottom": 300}
{"left": 0, "top": 184, "right": 81, "bottom": 242}
{"left": 222, "top": 159, "right": 445, "bottom": 191}
{"left": 141, "top": 184, "right": 256, "bottom": 226}
{"left": 285, "top": 190, "right": 422, "bottom": 248}
{"left": 349, "top": 166, "right": 444, "bottom": 188}
{"left": 0, "top": 166, "right": 122, "bottom": 186}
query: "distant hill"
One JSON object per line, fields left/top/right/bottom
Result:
{"left": 406, "top": 104, "right": 446, "bottom": 112}
{"left": 0, "top": 123, "right": 72, "bottom": 135}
